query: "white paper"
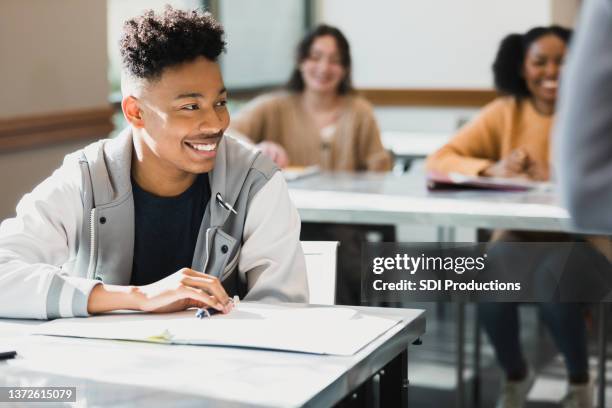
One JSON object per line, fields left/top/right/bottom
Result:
{"left": 34, "top": 304, "right": 401, "bottom": 356}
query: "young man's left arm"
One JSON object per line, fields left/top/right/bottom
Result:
{"left": 239, "top": 172, "right": 309, "bottom": 303}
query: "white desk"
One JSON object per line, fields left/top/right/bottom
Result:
{"left": 288, "top": 169, "right": 577, "bottom": 233}
{"left": 287, "top": 168, "right": 608, "bottom": 408}
{"left": 381, "top": 131, "right": 449, "bottom": 159}
{"left": 0, "top": 303, "right": 425, "bottom": 408}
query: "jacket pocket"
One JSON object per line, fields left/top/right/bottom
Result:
{"left": 220, "top": 247, "right": 241, "bottom": 282}
{"left": 206, "top": 229, "right": 238, "bottom": 278}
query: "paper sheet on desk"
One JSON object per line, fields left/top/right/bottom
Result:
{"left": 33, "top": 304, "right": 401, "bottom": 356}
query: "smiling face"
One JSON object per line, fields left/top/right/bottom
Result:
{"left": 299, "top": 35, "right": 347, "bottom": 95}
{"left": 124, "top": 56, "right": 229, "bottom": 177}
{"left": 522, "top": 34, "right": 567, "bottom": 107}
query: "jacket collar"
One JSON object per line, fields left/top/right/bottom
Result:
{"left": 99, "top": 128, "right": 261, "bottom": 226}
{"left": 208, "top": 135, "right": 260, "bottom": 227}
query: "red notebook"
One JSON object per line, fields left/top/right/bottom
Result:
{"left": 426, "top": 171, "right": 550, "bottom": 192}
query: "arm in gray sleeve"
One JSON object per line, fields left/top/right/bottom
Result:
{"left": 554, "top": 0, "right": 612, "bottom": 232}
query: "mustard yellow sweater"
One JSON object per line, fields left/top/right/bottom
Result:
{"left": 426, "top": 97, "right": 552, "bottom": 176}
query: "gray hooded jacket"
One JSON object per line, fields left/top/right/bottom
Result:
{"left": 0, "top": 129, "right": 308, "bottom": 319}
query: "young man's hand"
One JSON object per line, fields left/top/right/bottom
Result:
{"left": 256, "top": 141, "right": 289, "bottom": 168}
{"left": 87, "top": 268, "right": 232, "bottom": 315}
{"left": 480, "top": 148, "right": 531, "bottom": 179}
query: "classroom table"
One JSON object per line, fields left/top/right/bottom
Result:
{"left": 0, "top": 303, "right": 425, "bottom": 408}
{"left": 287, "top": 167, "right": 608, "bottom": 408}
{"left": 381, "top": 131, "right": 450, "bottom": 171}
{"left": 288, "top": 168, "right": 573, "bottom": 233}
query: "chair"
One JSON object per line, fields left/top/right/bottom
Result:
{"left": 301, "top": 241, "right": 339, "bottom": 305}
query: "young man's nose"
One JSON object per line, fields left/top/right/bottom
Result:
{"left": 197, "top": 109, "right": 225, "bottom": 134}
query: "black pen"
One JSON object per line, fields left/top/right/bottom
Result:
{"left": 195, "top": 295, "right": 240, "bottom": 319}
{"left": 0, "top": 351, "right": 17, "bottom": 361}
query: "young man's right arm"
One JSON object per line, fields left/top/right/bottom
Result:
{"left": 0, "top": 154, "right": 96, "bottom": 319}
{"left": 0, "top": 154, "right": 230, "bottom": 319}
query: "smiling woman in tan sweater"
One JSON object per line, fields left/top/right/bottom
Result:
{"left": 230, "top": 25, "right": 391, "bottom": 172}
{"left": 231, "top": 25, "right": 393, "bottom": 307}
{"left": 231, "top": 91, "right": 390, "bottom": 171}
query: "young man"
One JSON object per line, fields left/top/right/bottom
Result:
{"left": 0, "top": 7, "right": 308, "bottom": 319}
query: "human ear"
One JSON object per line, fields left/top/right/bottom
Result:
{"left": 121, "top": 96, "right": 145, "bottom": 128}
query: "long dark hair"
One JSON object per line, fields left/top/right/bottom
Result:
{"left": 286, "top": 24, "right": 353, "bottom": 95}
{"left": 492, "top": 25, "right": 572, "bottom": 98}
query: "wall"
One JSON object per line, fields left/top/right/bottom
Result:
{"left": 316, "top": 0, "right": 551, "bottom": 89}
{"left": 0, "top": 0, "right": 110, "bottom": 221}
{"left": 315, "top": 1, "right": 580, "bottom": 133}
{"left": 0, "top": 0, "right": 108, "bottom": 118}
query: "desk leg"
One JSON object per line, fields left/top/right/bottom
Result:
{"left": 380, "top": 348, "right": 409, "bottom": 408}
{"left": 598, "top": 303, "right": 607, "bottom": 408}
{"left": 456, "top": 302, "right": 466, "bottom": 408}
{"left": 472, "top": 311, "right": 481, "bottom": 408}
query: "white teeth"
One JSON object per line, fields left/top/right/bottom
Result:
{"left": 189, "top": 142, "right": 216, "bottom": 152}
{"left": 542, "top": 80, "right": 558, "bottom": 89}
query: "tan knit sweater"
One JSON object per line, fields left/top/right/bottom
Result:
{"left": 426, "top": 97, "right": 552, "bottom": 176}
{"left": 230, "top": 91, "right": 392, "bottom": 171}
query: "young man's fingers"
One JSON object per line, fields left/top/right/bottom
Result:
{"left": 180, "top": 276, "right": 230, "bottom": 305}
{"left": 179, "top": 286, "right": 223, "bottom": 311}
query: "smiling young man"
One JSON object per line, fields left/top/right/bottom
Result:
{"left": 0, "top": 7, "right": 308, "bottom": 319}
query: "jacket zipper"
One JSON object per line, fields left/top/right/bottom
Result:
{"left": 202, "top": 228, "right": 212, "bottom": 274}
{"left": 86, "top": 208, "right": 97, "bottom": 280}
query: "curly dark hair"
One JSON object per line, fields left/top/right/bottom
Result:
{"left": 493, "top": 25, "right": 572, "bottom": 98}
{"left": 120, "top": 6, "right": 225, "bottom": 80}
{"left": 287, "top": 24, "right": 353, "bottom": 95}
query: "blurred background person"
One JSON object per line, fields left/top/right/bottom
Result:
{"left": 230, "top": 24, "right": 392, "bottom": 171}
{"left": 231, "top": 24, "right": 393, "bottom": 306}
{"left": 427, "top": 26, "right": 597, "bottom": 408}
{"left": 555, "top": 0, "right": 612, "bottom": 235}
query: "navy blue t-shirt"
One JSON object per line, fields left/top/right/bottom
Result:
{"left": 130, "top": 174, "right": 210, "bottom": 286}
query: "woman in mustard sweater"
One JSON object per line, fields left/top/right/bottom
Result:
{"left": 428, "top": 27, "right": 597, "bottom": 408}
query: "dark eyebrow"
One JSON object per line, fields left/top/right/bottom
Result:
{"left": 175, "top": 92, "right": 202, "bottom": 100}
{"left": 174, "top": 88, "right": 227, "bottom": 100}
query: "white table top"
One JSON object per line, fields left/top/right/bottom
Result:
{"left": 381, "top": 131, "right": 450, "bottom": 158}
{"left": 287, "top": 168, "right": 585, "bottom": 233}
{"left": 0, "top": 303, "right": 425, "bottom": 408}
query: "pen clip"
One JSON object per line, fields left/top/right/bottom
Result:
{"left": 216, "top": 193, "right": 238, "bottom": 215}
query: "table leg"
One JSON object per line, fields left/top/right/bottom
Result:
{"left": 456, "top": 302, "right": 466, "bottom": 408}
{"left": 472, "top": 310, "right": 481, "bottom": 408}
{"left": 598, "top": 303, "right": 607, "bottom": 408}
{"left": 379, "top": 347, "right": 409, "bottom": 408}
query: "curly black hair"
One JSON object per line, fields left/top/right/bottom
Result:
{"left": 120, "top": 6, "right": 225, "bottom": 80}
{"left": 493, "top": 25, "right": 572, "bottom": 98}
{"left": 287, "top": 24, "right": 353, "bottom": 95}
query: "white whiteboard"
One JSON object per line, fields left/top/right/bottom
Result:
{"left": 220, "top": 0, "right": 306, "bottom": 88}
{"left": 318, "top": 0, "right": 552, "bottom": 89}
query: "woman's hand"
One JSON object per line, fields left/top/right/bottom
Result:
{"left": 480, "top": 148, "right": 532, "bottom": 179}
{"left": 256, "top": 141, "right": 289, "bottom": 168}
